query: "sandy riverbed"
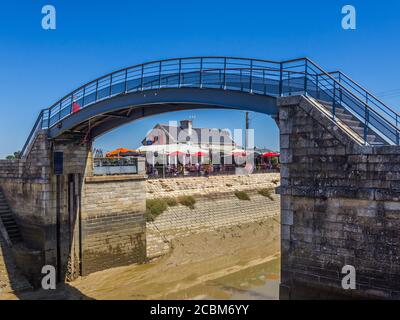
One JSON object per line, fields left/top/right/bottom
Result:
{"left": 0, "top": 216, "right": 280, "bottom": 300}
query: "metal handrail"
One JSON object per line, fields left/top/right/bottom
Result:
{"left": 298, "top": 58, "right": 400, "bottom": 142}
{"left": 46, "top": 56, "right": 282, "bottom": 111}
{"left": 329, "top": 70, "right": 399, "bottom": 125}
{"left": 20, "top": 110, "right": 45, "bottom": 158}
{"left": 20, "top": 56, "right": 400, "bottom": 157}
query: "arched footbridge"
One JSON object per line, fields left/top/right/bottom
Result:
{"left": 2, "top": 56, "right": 400, "bottom": 298}
{"left": 21, "top": 56, "right": 400, "bottom": 156}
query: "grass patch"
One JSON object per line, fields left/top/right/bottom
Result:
{"left": 258, "top": 188, "right": 275, "bottom": 200}
{"left": 164, "top": 197, "right": 178, "bottom": 207}
{"left": 177, "top": 195, "right": 196, "bottom": 209}
{"left": 234, "top": 190, "right": 250, "bottom": 201}
{"left": 145, "top": 196, "right": 197, "bottom": 221}
{"left": 145, "top": 199, "right": 168, "bottom": 222}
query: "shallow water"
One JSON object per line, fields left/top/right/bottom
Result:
{"left": 164, "top": 257, "right": 280, "bottom": 300}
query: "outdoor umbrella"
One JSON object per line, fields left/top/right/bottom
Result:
{"left": 191, "top": 150, "right": 208, "bottom": 165}
{"left": 106, "top": 148, "right": 139, "bottom": 158}
{"left": 193, "top": 151, "right": 207, "bottom": 157}
{"left": 168, "top": 151, "right": 187, "bottom": 166}
{"left": 262, "top": 151, "right": 280, "bottom": 157}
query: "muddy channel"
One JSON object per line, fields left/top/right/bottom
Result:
{"left": 1, "top": 216, "right": 280, "bottom": 300}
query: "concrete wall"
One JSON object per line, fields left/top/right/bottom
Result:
{"left": 278, "top": 96, "right": 400, "bottom": 299}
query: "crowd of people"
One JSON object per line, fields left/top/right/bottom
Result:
{"left": 146, "top": 161, "right": 279, "bottom": 178}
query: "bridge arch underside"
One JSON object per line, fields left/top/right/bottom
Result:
{"left": 48, "top": 88, "right": 278, "bottom": 140}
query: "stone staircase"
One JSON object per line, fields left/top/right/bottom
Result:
{"left": 0, "top": 188, "right": 32, "bottom": 294}
{"left": 0, "top": 189, "right": 22, "bottom": 244}
{"left": 316, "top": 99, "right": 385, "bottom": 146}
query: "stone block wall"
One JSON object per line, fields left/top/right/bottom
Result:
{"left": 278, "top": 96, "right": 400, "bottom": 299}
{"left": 81, "top": 174, "right": 147, "bottom": 275}
{"left": 0, "top": 131, "right": 147, "bottom": 284}
{"left": 0, "top": 131, "right": 53, "bottom": 284}
{"left": 147, "top": 188, "right": 280, "bottom": 258}
{"left": 0, "top": 132, "right": 52, "bottom": 251}
{"left": 146, "top": 173, "right": 280, "bottom": 199}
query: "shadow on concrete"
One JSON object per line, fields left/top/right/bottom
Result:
{"left": 1, "top": 233, "right": 93, "bottom": 300}
{"left": 14, "top": 283, "right": 94, "bottom": 300}
{"left": 0, "top": 232, "right": 32, "bottom": 295}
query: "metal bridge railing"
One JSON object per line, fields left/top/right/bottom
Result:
{"left": 329, "top": 70, "right": 399, "bottom": 132}
{"left": 280, "top": 58, "right": 400, "bottom": 145}
{"left": 20, "top": 56, "right": 400, "bottom": 157}
{"left": 93, "top": 157, "right": 138, "bottom": 176}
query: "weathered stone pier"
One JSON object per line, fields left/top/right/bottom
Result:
{"left": 278, "top": 96, "right": 400, "bottom": 299}
{"left": 0, "top": 133, "right": 147, "bottom": 287}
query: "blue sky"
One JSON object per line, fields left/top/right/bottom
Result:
{"left": 0, "top": 0, "right": 400, "bottom": 157}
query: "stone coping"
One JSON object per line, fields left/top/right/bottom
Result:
{"left": 85, "top": 174, "right": 147, "bottom": 183}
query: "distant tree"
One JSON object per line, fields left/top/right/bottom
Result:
{"left": 5, "top": 151, "right": 21, "bottom": 160}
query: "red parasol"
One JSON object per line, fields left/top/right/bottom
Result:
{"left": 262, "top": 151, "right": 280, "bottom": 157}
{"left": 193, "top": 151, "right": 207, "bottom": 157}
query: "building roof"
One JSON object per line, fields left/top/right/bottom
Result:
{"left": 142, "top": 121, "right": 236, "bottom": 146}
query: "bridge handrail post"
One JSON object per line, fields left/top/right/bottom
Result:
{"left": 109, "top": 74, "right": 113, "bottom": 97}
{"left": 70, "top": 95, "right": 74, "bottom": 114}
{"left": 47, "top": 108, "right": 51, "bottom": 129}
{"left": 140, "top": 64, "right": 144, "bottom": 91}
{"left": 279, "top": 62, "right": 283, "bottom": 96}
{"left": 199, "top": 58, "right": 203, "bottom": 88}
{"left": 124, "top": 69, "right": 128, "bottom": 93}
{"left": 263, "top": 69, "right": 266, "bottom": 95}
{"left": 223, "top": 57, "right": 227, "bottom": 90}
{"left": 95, "top": 80, "right": 99, "bottom": 102}
{"left": 40, "top": 110, "right": 45, "bottom": 129}
{"left": 332, "top": 81, "right": 336, "bottom": 120}
{"left": 158, "top": 61, "right": 162, "bottom": 89}
{"left": 82, "top": 86, "right": 86, "bottom": 107}
{"left": 240, "top": 69, "right": 243, "bottom": 91}
{"left": 58, "top": 102, "right": 62, "bottom": 121}
{"left": 364, "top": 107, "right": 370, "bottom": 145}
{"left": 396, "top": 115, "right": 399, "bottom": 145}
{"left": 178, "top": 59, "right": 182, "bottom": 88}
{"left": 304, "top": 59, "right": 308, "bottom": 96}
{"left": 249, "top": 59, "right": 253, "bottom": 93}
